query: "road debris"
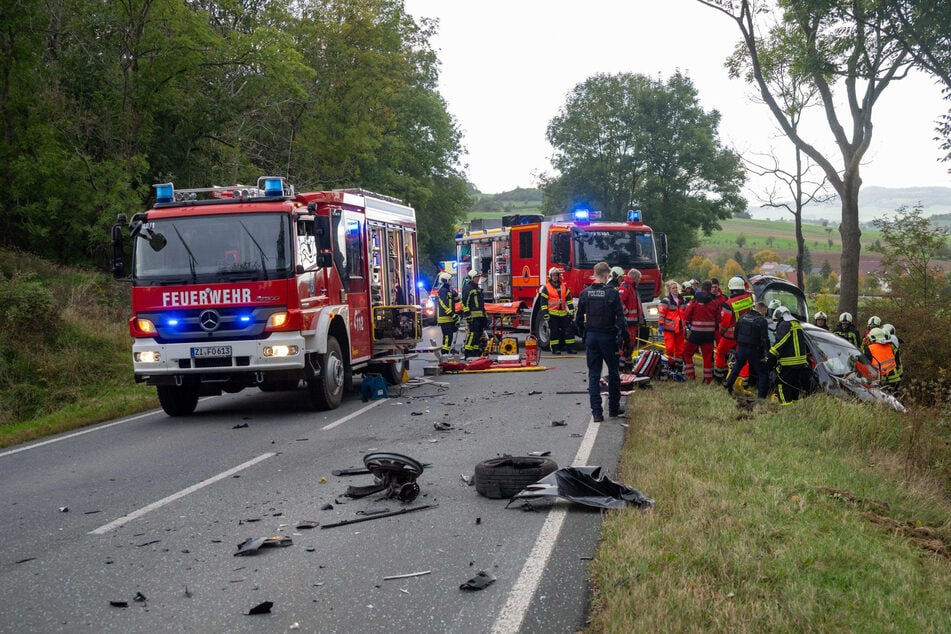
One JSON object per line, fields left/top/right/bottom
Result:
{"left": 320, "top": 504, "right": 437, "bottom": 529}
{"left": 232, "top": 423, "right": 249, "bottom": 429}
{"left": 383, "top": 570, "right": 432, "bottom": 581}
{"left": 247, "top": 601, "right": 273, "bottom": 615}
{"left": 433, "top": 421, "right": 453, "bottom": 431}
{"left": 507, "top": 466, "right": 655, "bottom": 510}
{"left": 234, "top": 535, "right": 293, "bottom": 556}
{"left": 459, "top": 570, "right": 496, "bottom": 591}
{"left": 109, "top": 601, "right": 129, "bottom": 608}
{"left": 295, "top": 520, "right": 319, "bottom": 530}
{"left": 550, "top": 419, "right": 566, "bottom": 427}
{"left": 345, "top": 452, "right": 424, "bottom": 502}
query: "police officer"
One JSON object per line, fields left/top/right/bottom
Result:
{"left": 461, "top": 270, "right": 487, "bottom": 358}
{"left": 435, "top": 272, "right": 460, "bottom": 356}
{"left": 723, "top": 301, "right": 770, "bottom": 398}
{"left": 575, "top": 262, "right": 629, "bottom": 422}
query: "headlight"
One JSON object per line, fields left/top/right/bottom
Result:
{"left": 263, "top": 345, "right": 299, "bottom": 358}
{"left": 134, "top": 351, "right": 161, "bottom": 363}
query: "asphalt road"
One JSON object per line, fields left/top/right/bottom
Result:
{"left": 0, "top": 332, "right": 633, "bottom": 633}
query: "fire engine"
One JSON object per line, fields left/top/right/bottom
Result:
{"left": 454, "top": 209, "right": 667, "bottom": 348}
{"left": 111, "top": 177, "right": 420, "bottom": 416}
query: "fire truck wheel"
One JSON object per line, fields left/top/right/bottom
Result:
{"left": 532, "top": 312, "right": 553, "bottom": 351}
{"left": 474, "top": 455, "right": 559, "bottom": 499}
{"left": 308, "top": 336, "right": 345, "bottom": 410}
{"left": 157, "top": 384, "right": 200, "bottom": 417}
{"left": 380, "top": 358, "right": 406, "bottom": 386}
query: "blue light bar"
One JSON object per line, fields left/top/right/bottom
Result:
{"left": 166, "top": 317, "right": 180, "bottom": 327}
{"left": 155, "top": 183, "right": 174, "bottom": 204}
{"left": 239, "top": 315, "right": 252, "bottom": 323}
{"left": 627, "top": 209, "right": 642, "bottom": 223}
{"left": 573, "top": 209, "right": 591, "bottom": 222}
{"left": 262, "top": 177, "right": 284, "bottom": 197}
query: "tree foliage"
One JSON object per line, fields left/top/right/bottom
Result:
{"left": 540, "top": 72, "right": 747, "bottom": 273}
{"left": 0, "top": 0, "right": 469, "bottom": 269}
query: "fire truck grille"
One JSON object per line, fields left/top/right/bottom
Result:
{"left": 179, "top": 356, "right": 251, "bottom": 369}
{"left": 140, "top": 307, "right": 285, "bottom": 343}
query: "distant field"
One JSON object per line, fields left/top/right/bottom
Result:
{"left": 707, "top": 217, "right": 883, "bottom": 253}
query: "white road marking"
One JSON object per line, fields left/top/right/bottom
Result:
{"left": 321, "top": 399, "right": 386, "bottom": 430}
{"left": 90, "top": 452, "right": 276, "bottom": 534}
{"left": 0, "top": 409, "right": 163, "bottom": 458}
{"left": 490, "top": 409, "right": 602, "bottom": 634}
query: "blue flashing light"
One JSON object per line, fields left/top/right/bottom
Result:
{"left": 238, "top": 314, "right": 252, "bottom": 323}
{"left": 155, "top": 183, "right": 174, "bottom": 204}
{"left": 573, "top": 208, "right": 591, "bottom": 223}
{"left": 417, "top": 280, "right": 425, "bottom": 289}
{"left": 262, "top": 177, "right": 284, "bottom": 197}
{"left": 627, "top": 209, "right": 642, "bottom": 223}
{"left": 166, "top": 317, "right": 180, "bottom": 327}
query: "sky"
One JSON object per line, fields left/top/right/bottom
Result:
{"left": 403, "top": 0, "right": 950, "bottom": 199}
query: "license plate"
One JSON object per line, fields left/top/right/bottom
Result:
{"left": 191, "top": 346, "right": 232, "bottom": 358}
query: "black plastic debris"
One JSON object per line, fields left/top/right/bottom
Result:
{"left": 460, "top": 570, "right": 496, "bottom": 591}
{"left": 296, "top": 520, "right": 319, "bottom": 530}
{"left": 247, "top": 601, "right": 273, "bottom": 615}
{"left": 344, "top": 452, "right": 424, "bottom": 502}
{"left": 321, "top": 504, "right": 437, "bottom": 529}
{"left": 507, "top": 466, "right": 655, "bottom": 511}
{"left": 133, "top": 592, "right": 147, "bottom": 603}
{"left": 232, "top": 423, "right": 249, "bottom": 429}
{"left": 110, "top": 601, "right": 129, "bottom": 608}
{"left": 528, "top": 451, "right": 551, "bottom": 457}
{"left": 433, "top": 421, "right": 452, "bottom": 431}
{"left": 234, "top": 535, "right": 293, "bottom": 556}
{"left": 14, "top": 557, "right": 36, "bottom": 564}
{"left": 58, "top": 507, "right": 68, "bottom": 513}
{"left": 332, "top": 467, "right": 370, "bottom": 477}
{"left": 550, "top": 420, "right": 566, "bottom": 427}
{"left": 320, "top": 503, "right": 334, "bottom": 511}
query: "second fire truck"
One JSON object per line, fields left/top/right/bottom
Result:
{"left": 454, "top": 209, "right": 667, "bottom": 349}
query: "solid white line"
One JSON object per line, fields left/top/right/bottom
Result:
{"left": 491, "top": 408, "right": 602, "bottom": 634}
{"left": 0, "top": 409, "right": 163, "bottom": 459}
{"left": 90, "top": 452, "right": 276, "bottom": 534}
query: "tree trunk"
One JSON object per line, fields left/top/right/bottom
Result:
{"left": 837, "top": 171, "right": 862, "bottom": 318}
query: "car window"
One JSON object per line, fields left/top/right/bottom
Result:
{"left": 805, "top": 326, "right": 878, "bottom": 380}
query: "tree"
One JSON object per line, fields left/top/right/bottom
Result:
{"left": 754, "top": 249, "right": 779, "bottom": 267}
{"left": 820, "top": 260, "right": 833, "bottom": 278}
{"left": 871, "top": 205, "right": 949, "bottom": 307}
{"left": 541, "top": 72, "right": 746, "bottom": 273}
{"left": 697, "top": 0, "right": 916, "bottom": 319}
{"left": 736, "top": 233, "right": 747, "bottom": 249}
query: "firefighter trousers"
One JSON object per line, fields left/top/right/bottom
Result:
{"left": 683, "top": 340, "right": 714, "bottom": 382}
{"left": 776, "top": 366, "right": 812, "bottom": 405}
{"left": 464, "top": 316, "right": 487, "bottom": 356}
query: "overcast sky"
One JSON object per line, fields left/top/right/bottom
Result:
{"left": 404, "top": 0, "right": 950, "bottom": 198}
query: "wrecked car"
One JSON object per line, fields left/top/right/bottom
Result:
{"left": 749, "top": 274, "right": 809, "bottom": 321}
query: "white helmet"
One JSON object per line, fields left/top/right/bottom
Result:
{"left": 882, "top": 323, "right": 895, "bottom": 337}
{"left": 772, "top": 305, "right": 790, "bottom": 322}
{"left": 727, "top": 276, "right": 746, "bottom": 291}
{"left": 610, "top": 266, "right": 625, "bottom": 279}
{"left": 438, "top": 272, "right": 453, "bottom": 284}
{"left": 767, "top": 299, "right": 782, "bottom": 312}
{"left": 548, "top": 267, "right": 562, "bottom": 279}
{"left": 814, "top": 311, "right": 827, "bottom": 321}
{"left": 839, "top": 312, "right": 853, "bottom": 324}
{"left": 467, "top": 269, "right": 481, "bottom": 279}
{"left": 868, "top": 327, "right": 887, "bottom": 344}
{"left": 867, "top": 315, "right": 881, "bottom": 328}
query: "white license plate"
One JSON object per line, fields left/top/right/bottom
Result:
{"left": 191, "top": 346, "right": 232, "bottom": 358}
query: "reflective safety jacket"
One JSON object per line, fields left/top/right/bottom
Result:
{"left": 683, "top": 291, "right": 719, "bottom": 343}
{"left": 658, "top": 294, "right": 685, "bottom": 333}
{"left": 769, "top": 320, "right": 809, "bottom": 368}
{"left": 436, "top": 284, "right": 460, "bottom": 324}
{"left": 832, "top": 323, "right": 860, "bottom": 348}
{"left": 867, "top": 341, "right": 900, "bottom": 383}
{"left": 541, "top": 281, "right": 573, "bottom": 318}
{"left": 619, "top": 280, "right": 644, "bottom": 325}
{"left": 461, "top": 279, "right": 485, "bottom": 319}
{"left": 719, "top": 291, "right": 754, "bottom": 340}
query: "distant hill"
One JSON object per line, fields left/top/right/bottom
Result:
{"left": 749, "top": 186, "right": 951, "bottom": 223}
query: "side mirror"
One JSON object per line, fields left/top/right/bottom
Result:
{"left": 317, "top": 252, "right": 334, "bottom": 268}
{"left": 656, "top": 233, "right": 668, "bottom": 265}
{"left": 111, "top": 223, "right": 125, "bottom": 278}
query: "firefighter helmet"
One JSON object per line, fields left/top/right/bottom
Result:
{"left": 772, "top": 305, "right": 790, "bottom": 322}
{"left": 467, "top": 269, "right": 481, "bottom": 279}
{"left": 438, "top": 272, "right": 452, "bottom": 284}
{"left": 814, "top": 311, "right": 827, "bottom": 321}
{"left": 882, "top": 323, "right": 895, "bottom": 337}
{"left": 867, "top": 315, "right": 881, "bottom": 328}
{"left": 727, "top": 276, "right": 746, "bottom": 291}
{"left": 767, "top": 299, "right": 781, "bottom": 313}
{"left": 547, "top": 267, "right": 562, "bottom": 279}
{"left": 610, "top": 266, "right": 625, "bottom": 280}
{"left": 868, "top": 327, "right": 887, "bottom": 344}
{"left": 838, "top": 312, "right": 853, "bottom": 324}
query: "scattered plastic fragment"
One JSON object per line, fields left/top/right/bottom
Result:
{"left": 507, "top": 466, "right": 655, "bottom": 510}
{"left": 232, "top": 423, "right": 249, "bottom": 429}
{"left": 136, "top": 539, "right": 161, "bottom": 547}
{"left": 247, "top": 601, "right": 273, "bottom": 615}
{"left": 434, "top": 421, "right": 453, "bottom": 431}
{"left": 133, "top": 592, "right": 147, "bottom": 603}
{"left": 528, "top": 451, "right": 551, "bottom": 457}
{"left": 459, "top": 570, "right": 496, "bottom": 591}
{"left": 332, "top": 467, "right": 371, "bottom": 477}
{"left": 383, "top": 570, "right": 432, "bottom": 581}
{"left": 83, "top": 510, "right": 101, "bottom": 515}
{"left": 234, "top": 535, "right": 293, "bottom": 556}
{"left": 59, "top": 507, "right": 68, "bottom": 513}
{"left": 296, "top": 520, "right": 319, "bottom": 529}
{"left": 319, "top": 477, "right": 328, "bottom": 484}
{"left": 320, "top": 503, "right": 334, "bottom": 511}
{"left": 550, "top": 420, "right": 566, "bottom": 427}
{"left": 460, "top": 474, "right": 473, "bottom": 485}
{"left": 15, "top": 557, "right": 36, "bottom": 564}
{"left": 290, "top": 623, "right": 300, "bottom": 630}
{"left": 321, "top": 504, "right": 437, "bottom": 529}
{"left": 110, "top": 601, "right": 129, "bottom": 608}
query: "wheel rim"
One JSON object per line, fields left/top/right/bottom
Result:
{"left": 363, "top": 452, "right": 425, "bottom": 477}
{"left": 327, "top": 350, "right": 345, "bottom": 393}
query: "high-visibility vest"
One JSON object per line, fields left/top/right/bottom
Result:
{"left": 769, "top": 321, "right": 808, "bottom": 367}
{"left": 868, "top": 341, "right": 898, "bottom": 380}
{"left": 720, "top": 292, "right": 753, "bottom": 339}
{"left": 436, "top": 286, "right": 458, "bottom": 324}
{"left": 658, "top": 295, "right": 684, "bottom": 332}
{"left": 541, "top": 282, "right": 571, "bottom": 317}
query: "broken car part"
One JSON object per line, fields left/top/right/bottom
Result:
{"left": 459, "top": 570, "right": 496, "bottom": 591}
{"left": 345, "top": 452, "right": 425, "bottom": 502}
{"left": 320, "top": 504, "right": 437, "bottom": 529}
{"left": 507, "top": 466, "right": 654, "bottom": 510}
{"left": 247, "top": 601, "right": 273, "bottom": 615}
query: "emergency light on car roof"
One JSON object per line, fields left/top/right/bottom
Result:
{"left": 573, "top": 209, "right": 591, "bottom": 223}
{"left": 627, "top": 209, "right": 642, "bottom": 223}
{"left": 261, "top": 176, "right": 285, "bottom": 197}
{"left": 155, "top": 183, "right": 174, "bottom": 204}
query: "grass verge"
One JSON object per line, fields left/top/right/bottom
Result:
{"left": 588, "top": 383, "right": 951, "bottom": 633}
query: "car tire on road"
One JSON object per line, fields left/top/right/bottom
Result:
{"left": 474, "top": 455, "right": 558, "bottom": 499}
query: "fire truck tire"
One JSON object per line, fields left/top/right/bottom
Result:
{"left": 157, "top": 384, "right": 200, "bottom": 417}
{"left": 380, "top": 358, "right": 406, "bottom": 386}
{"left": 308, "top": 336, "right": 345, "bottom": 410}
{"left": 532, "top": 312, "right": 552, "bottom": 351}
{"left": 473, "top": 455, "right": 559, "bottom": 499}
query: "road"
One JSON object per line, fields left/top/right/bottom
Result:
{"left": 0, "top": 334, "right": 633, "bottom": 633}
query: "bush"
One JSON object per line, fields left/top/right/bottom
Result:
{"left": 0, "top": 273, "right": 60, "bottom": 344}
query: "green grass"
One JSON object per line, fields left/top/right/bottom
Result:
{"left": 705, "top": 218, "right": 885, "bottom": 253}
{"left": 588, "top": 383, "right": 951, "bottom": 632}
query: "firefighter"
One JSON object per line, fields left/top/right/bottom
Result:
{"left": 865, "top": 327, "right": 902, "bottom": 389}
{"left": 767, "top": 307, "right": 812, "bottom": 404}
{"left": 682, "top": 280, "right": 719, "bottom": 383}
{"left": 723, "top": 301, "right": 771, "bottom": 398}
{"left": 461, "top": 270, "right": 487, "bottom": 358}
{"left": 832, "top": 312, "right": 861, "bottom": 347}
{"left": 658, "top": 280, "right": 686, "bottom": 361}
{"left": 607, "top": 266, "right": 625, "bottom": 289}
{"left": 862, "top": 315, "right": 882, "bottom": 349}
{"left": 882, "top": 323, "right": 904, "bottom": 384}
{"left": 682, "top": 279, "right": 697, "bottom": 304}
{"left": 813, "top": 311, "right": 829, "bottom": 330}
{"left": 435, "top": 272, "right": 460, "bottom": 356}
{"left": 540, "top": 267, "right": 575, "bottom": 354}
{"left": 714, "top": 276, "right": 754, "bottom": 383}
{"left": 575, "top": 261, "right": 629, "bottom": 422}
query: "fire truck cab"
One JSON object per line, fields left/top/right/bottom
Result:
{"left": 112, "top": 177, "right": 420, "bottom": 416}
{"left": 455, "top": 209, "right": 667, "bottom": 349}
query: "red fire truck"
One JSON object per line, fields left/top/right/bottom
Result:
{"left": 454, "top": 209, "right": 667, "bottom": 349}
{"left": 111, "top": 177, "right": 420, "bottom": 416}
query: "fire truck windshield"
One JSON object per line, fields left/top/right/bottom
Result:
{"left": 572, "top": 230, "right": 656, "bottom": 269}
{"left": 133, "top": 213, "right": 291, "bottom": 284}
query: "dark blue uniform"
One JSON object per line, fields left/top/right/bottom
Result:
{"left": 724, "top": 309, "right": 770, "bottom": 398}
{"left": 575, "top": 282, "right": 629, "bottom": 420}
